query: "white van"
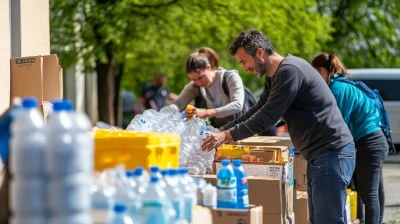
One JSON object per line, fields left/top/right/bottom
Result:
{"left": 348, "top": 68, "right": 400, "bottom": 145}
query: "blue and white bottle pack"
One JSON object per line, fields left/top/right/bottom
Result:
{"left": 162, "top": 169, "right": 185, "bottom": 222}
{"left": 216, "top": 159, "right": 237, "bottom": 208}
{"left": 233, "top": 159, "right": 249, "bottom": 209}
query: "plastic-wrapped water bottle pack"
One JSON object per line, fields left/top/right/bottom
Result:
{"left": 126, "top": 107, "right": 219, "bottom": 175}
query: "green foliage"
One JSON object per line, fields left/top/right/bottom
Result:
{"left": 316, "top": 0, "right": 400, "bottom": 68}
{"left": 51, "top": 0, "right": 399, "bottom": 98}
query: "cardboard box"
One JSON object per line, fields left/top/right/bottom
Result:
{"left": 250, "top": 149, "right": 276, "bottom": 162}
{"left": 193, "top": 206, "right": 213, "bottom": 224}
{"left": 295, "top": 191, "right": 308, "bottom": 224}
{"left": 211, "top": 205, "right": 263, "bottom": 224}
{"left": 247, "top": 176, "right": 293, "bottom": 216}
{"left": 10, "top": 55, "right": 63, "bottom": 118}
{"left": 294, "top": 152, "right": 307, "bottom": 191}
{"left": 237, "top": 136, "right": 293, "bottom": 148}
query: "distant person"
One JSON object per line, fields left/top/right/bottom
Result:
{"left": 140, "top": 74, "right": 177, "bottom": 111}
{"left": 202, "top": 29, "right": 355, "bottom": 224}
{"left": 170, "top": 47, "right": 276, "bottom": 135}
{"left": 312, "top": 53, "right": 389, "bottom": 224}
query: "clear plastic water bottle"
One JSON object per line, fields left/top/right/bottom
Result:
{"left": 150, "top": 166, "right": 166, "bottom": 188}
{"left": 90, "top": 176, "right": 115, "bottom": 223}
{"left": 141, "top": 176, "right": 172, "bottom": 224}
{"left": 201, "top": 184, "right": 217, "bottom": 209}
{"left": 107, "top": 204, "right": 134, "bottom": 224}
{"left": 132, "top": 167, "right": 149, "bottom": 189}
{"left": 177, "top": 168, "right": 197, "bottom": 222}
{"left": 9, "top": 97, "right": 47, "bottom": 217}
{"left": 10, "top": 97, "right": 46, "bottom": 177}
{"left": 232, "top": 159, "right": 249, "bottom": 209}
{"left": 46, "top": 100, "right": 93, "bottom": 177}
{"left": 216, "top": 159, "right": 237, "bottom": 208}
{"left": 163, "top": 169, "right": 184, "bottom": 222}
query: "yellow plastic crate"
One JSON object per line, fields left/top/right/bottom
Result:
{"left": 93, "top": 129, "right": 180, "bottom": 171}
{"left": 217, "top": 144, "right": 250, "bottom": 159}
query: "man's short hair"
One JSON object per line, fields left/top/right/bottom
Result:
{"left": 229, "top": 28, "right": 275, "bottom": 56}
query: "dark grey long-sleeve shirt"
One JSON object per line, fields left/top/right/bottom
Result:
{"left": 222, "top": 54, "right": 353, "bottom": 160}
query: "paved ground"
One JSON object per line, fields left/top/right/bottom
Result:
{"left": 383, "top": 155, "right": 400, "bottom": 223}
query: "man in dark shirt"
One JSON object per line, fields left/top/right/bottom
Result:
{"left": 140, "top": 74, "right": 177, "bottom": 111}
{"left": 202, "top": 29, "right": 355, "bottom": 223}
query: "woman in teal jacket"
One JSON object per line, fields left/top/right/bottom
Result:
{"left": 312, "top": 53, "right": 388, "bottom": 224}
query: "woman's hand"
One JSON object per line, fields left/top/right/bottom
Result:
{"left": 191, "top": 108, "right": 217, "bottom": 119}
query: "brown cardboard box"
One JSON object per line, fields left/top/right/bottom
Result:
{"left": 10, "top": 55, "right": 63, "bottom": 118}
{"left": 193, "top": 206, "right": 213, "bottom": 224}
{"left": 250, "top": 149, "right": 277, "bottom": 162}
{"left": 294, "top": 152, "right": 307, "bottom": 191}
{"left": 295, "top": 191, "right": 308, "bottom": 224}
{"left": 211, "top": 205, "right": 263, "bottom": 224}
{"left": 247, "top": 176, "right": 293, "bottom": 215}
{"left": 237, "top": 136, "right": 293, "bottom": 148}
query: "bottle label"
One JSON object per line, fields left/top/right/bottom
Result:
{"left": 217, "top": 177, "right": 237, "bottom": 189}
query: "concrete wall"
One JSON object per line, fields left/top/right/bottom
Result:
{"left": 12, "top": 0, "right": 50, "bottom": 57}
{"left": 0, "top": 0, "right": 11, "bottom": 113}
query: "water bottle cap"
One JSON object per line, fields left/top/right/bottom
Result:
{"left": 22, "top": 97, "right": 37, "bottom": 109}
{"left": 126, "top": 171, "right": 134, "bottom": 177}
{"left": 52, "top": 100, "right": 64, "bottom": 111}
{"left": 150, "top": 176, "right": 159, "bottom": 183}
{"left": 134, "top": 167, "right": 143, "bottom": 176}
{"left": 160, "top": 169, "right": 169, "bottom": 176}
{"left": 150, "top": 166, "right": 159, "bottom": 173}
{"left": 169, "top": 169, "right": 178, "bottom": 176}
{"left": 63, "top": 100, "right": 73, "bottom": 111}
{"left": 179, "top": 167, "right": 188, "bottom": 174}
{"left": 221, "top": 159, "right": 230, "bottom": 166}
{"left": 113, "top": 204, "right": 126, "bottom": 213}
{"left": 233, "top": 159, "right": 242, "bottom": 166}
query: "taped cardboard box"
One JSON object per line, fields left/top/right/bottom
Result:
{"left": 247, "top": 176, "right": 293, "bottom": 220}
{"left": 211, "top": 205, "right": 263, "bottom": 224}
{"left": 295, "top": 191, "right": 308, "bottom": 224}
{"left": 294, "top": 152, "right": 307, "bottom": 191}
{"left": 10, "top": 55, "right": 63, "bottom": 119}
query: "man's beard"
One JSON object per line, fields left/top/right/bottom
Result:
{"left": 254, "top": 57, "right": 267, "bottom": 78}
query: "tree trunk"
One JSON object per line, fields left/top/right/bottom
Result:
{"left": 114, "top": 63, "right": 124, "bottom": 126}
{"left": 96, "top": 44, "right": 115, "bottom": 125}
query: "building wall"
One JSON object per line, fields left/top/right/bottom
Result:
{"left": 0, "top": 0, "right": 11, "bottom": 113}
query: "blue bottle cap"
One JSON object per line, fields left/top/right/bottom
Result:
{"left": 169, "top": 169, "right": 178, "bottom": 176}
{"left": 179, "top": 167, "right": 188, "bottom": 174}
{"left": 126, "top": 170, "right": 134, "bottom": 177}
{"left": 113, "top": 204, "right": 126, "bottom": 213}
{"left": 52, "top": 100, "right": 64, "bottom": 112}
{"left": 150, "top": 166, "right": 159, "bottom": 173}
{"left": 160, "top": 169, "right": 169, "bottom": 176}
{"left": 62, "top": 100, "right": 73, "bottom": 111}
{"left": 233, "top": 159, "right": 242, "bottom": 166}
{"left": 221, "top": 159, "right": 230, "bottom": 166}
{"left": 133, "top": 167, "right": 144, "bottom": 176}
{"left": 150, "top": 176, "right": 159, "bottom": 183}
{"left": 22, "top": 97, "right": 37, "bottom": 109}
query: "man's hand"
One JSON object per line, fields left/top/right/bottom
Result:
{"left": 202, "top": 130, "right": 233, "bottom": 151}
